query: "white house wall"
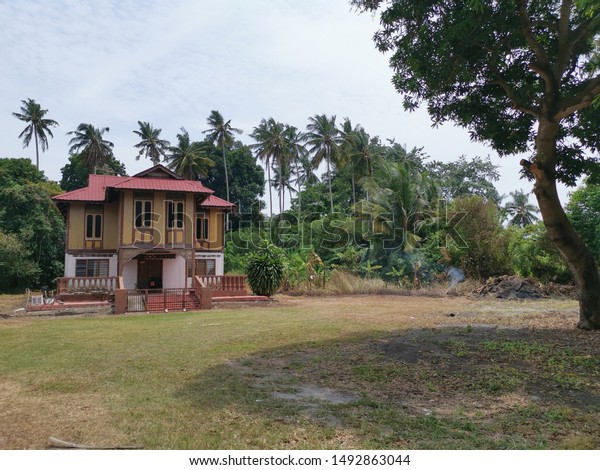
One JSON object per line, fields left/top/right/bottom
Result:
{"left": 163, "top": 255, "right": 186, "bottom": 288}
{"left": 122, "top": 259, "right": 137, "bottom": 289}
{"left": 195, "top": 252, "right": 224, "bottom": 276}
{"left": 64, "top": 253, "right": 118, "bottom": 277}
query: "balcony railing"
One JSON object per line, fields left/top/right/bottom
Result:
{"left": 195, "top": 275, "right": 247, "bottom": 293}
{"left": 57, "top": 276, "right": 121, "bottom": 294}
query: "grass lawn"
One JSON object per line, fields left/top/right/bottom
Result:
{"left": 0, "top": 295, "right": 598, "bottom": 449}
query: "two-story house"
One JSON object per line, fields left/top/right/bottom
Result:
{"left": 53, "top": 165, "right": 235, "bottom": 290}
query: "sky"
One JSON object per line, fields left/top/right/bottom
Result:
{"left": 0, "top": 0, "right": 573, "bottom": 212}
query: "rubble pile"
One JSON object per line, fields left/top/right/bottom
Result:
{"left": 470, "top": 275, "right": 577, "bottom": 300}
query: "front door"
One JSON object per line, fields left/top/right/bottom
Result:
{"left": 137, "top": 259, "right": 163, "bottom": 289}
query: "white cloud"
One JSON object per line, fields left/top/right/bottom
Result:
{"left": 0, "top": 0, "right": 568, "bottom": 207}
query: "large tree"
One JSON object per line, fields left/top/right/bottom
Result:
{"left": 353, "top": 0, "right": 600, "bottom": 329}
{"left": 12, "top": 98, "right": 59, "bottom": 170}
{"left": 204, "top": 141, "right": 265, "bottom": 229}
{"left": 67, "top": 123, "right": 114, "bottom": 170}
{"left": 0, "top": 158, "right": 64, "bottom": 289}
{"left": 60, "top": 153, "right": 127, "bottom": 191}
{"left": 133, "top": 121, "right": 170, "bottom": 165}
{"left": 566, "top": 180, "right": 600, "bottom": 261}
{"left": 426, "top": 155, "right": 501, "bottom": 203}
{"left": 203, "top": 111, "right": 243, "bottom": 206}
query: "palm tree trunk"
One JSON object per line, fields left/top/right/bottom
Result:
{"left": 351, "top": 175, "right": 356, "bottom": 206}
{"left": 34, "top": 131, "right": 40, "bottom": 170}
{"left": 222, "top": 138, "right": 230, "bottom": 230}
{"left": 267, "top": 161, "right": 273, "bottom": 219}
{"left": 530, "top": 118, "right": 600, "bottom": 330}
{"left": 326, "top": 151, "right": 333, "bottom": 214}
{"left": 279, "top": 179, "right": 283, "bottom": 220}
{"left": 295, "top": 161, "right": 302, "bottom": 219}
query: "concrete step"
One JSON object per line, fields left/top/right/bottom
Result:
{"left": 212, "top": 295, "right": 270, "bottom": 302}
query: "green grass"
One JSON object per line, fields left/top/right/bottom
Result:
{"left": 0, "top": 296, "right": 598, "bottom": 449}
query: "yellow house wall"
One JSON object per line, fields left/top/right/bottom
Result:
{"left": 66, "top": 191, "right": 228, "bottom": 252}
{"left": 103, "top": 201, "right": 119, "bottom": 250}
{"left": 209, "top": 209, "right": 224, "bottom": 250}
{"left": 152, "top": 191, "right": 165, "bottom": 246}
{"left": 67, "top": 203, "right": 85, "bottom": 250}
{"left": 185, "top": 193, "right": 194, "bottom": 244}
{"left": 122, "top": 191, "right": 134, "bottom": 245}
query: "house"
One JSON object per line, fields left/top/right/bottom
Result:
{"left": 52, "top": 164, "right": 236, "bottom": 292}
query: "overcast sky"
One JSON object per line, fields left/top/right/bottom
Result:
{"left": 1, "top": 0, "right": 571, "bottom": 211}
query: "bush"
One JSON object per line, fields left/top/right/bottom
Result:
{"left": 506, "top": 223, "right": 572, "bottom": 283}
{"left": 245, "top": 243, "right": 286, "bottom": 297}
{"left": 447, "top": 196, "right": 511, "bottom": 279}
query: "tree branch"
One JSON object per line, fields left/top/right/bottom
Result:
{"left": 555, "top": 0, "right": 573, "bottom": 78}
{"left": 488, "top": 63, "right": 539, "bottom": 117}
{"left": 517, "top": 0, "right": 551, "bottom": 65}
{"left": 517, "top": 0, "right": 558, "bottom": 97}
{"left": 555, "top": 75, "right": 600, "bottom": 120}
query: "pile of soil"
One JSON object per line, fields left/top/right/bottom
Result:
{"left": 470, "top": 275, "right": 577, "bottom": 300}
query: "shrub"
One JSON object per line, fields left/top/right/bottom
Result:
{"left": 447, "top": 196, "right": 511, "bottom": 279}
{"left": 245, "top": 243, "right": 286, "bottom": 297}
{"left": 506, "top": 223, "right": 572, "bottom": 283}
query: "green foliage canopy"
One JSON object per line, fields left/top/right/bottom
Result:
{"left": 60, "top": 153, "right": 127, "bottom": 191}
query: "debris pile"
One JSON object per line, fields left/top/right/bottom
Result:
{"left": 470, "top": 275, "right": 576, "bottom": 300}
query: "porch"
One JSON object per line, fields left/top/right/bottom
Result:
{"left": 51, "top": 274, "right": 268, "bottom": 314}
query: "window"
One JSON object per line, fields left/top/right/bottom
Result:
{"left": 75, "top": 259, "right": 109, "bottom": 277}
{"left": 85, "top": 208, "right": 103, "bottom": 239}
{"left": 196, "top": 259, "right": 216, "bottom": 276}
{"left": 85, "top": 213, "right": 103, "bottom": 239}
{"left": 135, "top": 199, "right": 153, "bottom": 228}
{"left": 196, "top": 213, "right": 209, "bottom": 240}
{"left": 167, "top": 201, "right": 184, "bottom": 229}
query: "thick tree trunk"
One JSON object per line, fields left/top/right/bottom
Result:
{"left": 530, "top": 118, "right": 600, "bottom": 330}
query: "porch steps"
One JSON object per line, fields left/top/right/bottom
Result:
{"left": 145, "top": 293, "right": 200, "bottom": 312}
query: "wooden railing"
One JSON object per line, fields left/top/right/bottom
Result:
{"left": 195, "top": 275, "right": 247, "bottom": 293}
{"left": 57, "top": 276, "right": 120, "bottom": 294}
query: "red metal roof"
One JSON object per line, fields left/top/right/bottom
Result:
{"left": 199, "top": 195, "right": 236, "bottom": 208}
{"left": 53, "top": 173, "right": 214, "bottom": 202}
{"left": 110, "top": 177, "right": 213, "bottom": 194}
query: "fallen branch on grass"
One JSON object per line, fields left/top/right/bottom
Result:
{"left": 48, "top": 437, "right": 143, "bottom": 450}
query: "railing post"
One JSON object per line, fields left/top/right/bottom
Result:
{"left": 114, "top": 289, "right": 127, "bottom": 314}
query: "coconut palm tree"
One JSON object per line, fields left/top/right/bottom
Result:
{"left": 304, "top": 114, "right": 342, "bottom": 214}
{"left": 12, "top": 98, "right": 59, "bottom": 170}
{"left": 359, "top": 159, "right": 437, "bottom": 253}
{"left": 133, "top": 121, "right": 170, "bottom": 165}
{"left": 339, "top": 119, "right": 379, "bottom": 205}
{"left": 67, "top": 123, "right": 114, "bottom": 171}
{"left": 283, "top": 125, "right": 307, "bottom": 218}
{"left": 203, "top": 111, "right": 242, "bottom": 205}
{"left": 167, "top": 128, "right": 214, "bottom": 180}
{"left": 250, "top": 118, "right": 286, "bottom": 218}
{"left": 504, "top": 189, "right": 539, "bottom": 227}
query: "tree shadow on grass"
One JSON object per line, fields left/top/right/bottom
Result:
{"left": 175, "top": 325, "right": 600, "bottom": 449}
